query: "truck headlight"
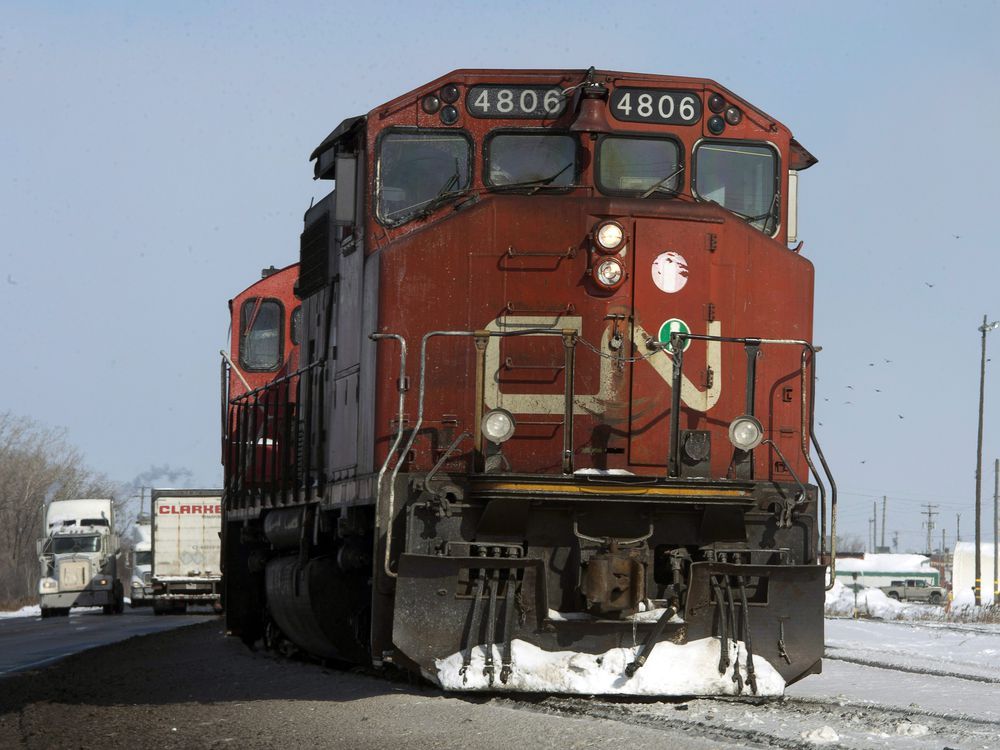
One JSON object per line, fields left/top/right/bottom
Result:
{"left": 39, "top": 577, "right": 58, "bottom": 592}
{"left": 131, "top": 580, "right": 142, "bottom": 589}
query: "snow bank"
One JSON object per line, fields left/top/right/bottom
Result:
{"left": 0, "top": 604, "right": 41, "bottom": 619}
{"left": 433, "top": 637, "right": 785, "bottom": 696}
{"left": 825, "top": 580, "right": 923, "bottom": 619}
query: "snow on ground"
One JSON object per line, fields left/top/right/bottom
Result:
{"left": 786, "top": 616, "right": 1000, "bottom": 724}
{"left": 0, "top": 605, "right": 40, "bottom": 619}
{"left": 824, "top": 617, "right": 1000, "bottom": 681}
{"left": 825, "top": 580, "right": 927, "bottom": 619}
{"left": 434, "top": 637, "right": 785, "bottom": 696}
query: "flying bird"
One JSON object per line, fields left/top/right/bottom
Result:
{"left": 898, "top": 414, "right": 905, "bottom": 419}
{"left": 924, "top": 282, "right": 935, "bottom": 288}
{"left": 846, "top": 385, "right": 854, "bottom": 390}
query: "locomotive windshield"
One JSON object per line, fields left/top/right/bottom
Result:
{"left": 694, "top": 142, "right": 778, "bottom": 232}
{"left": 377, "top": 131, "right": 471, "bottom": 224}
{"left": 486, "top": 133, "right": 576, "bottom": 188}
{"left": 240, "top": 298, "right": 282, "bottom": 371}
{"left": 52, "top": 535, "right": 101, "bottom": 554}
{"left": 597, "top": 136, "right": 681, "bottom": 197}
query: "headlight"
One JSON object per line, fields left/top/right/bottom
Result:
{"left": 724, "top": 105, "right": 743, "bottom": 126}
{"left": 482, "top": 408, "right": 516, "bottom": 444}
{"left": 40, "top": 577, "right": 58, "bottom": 591}
{"left": 594, "top": 258, "right": 625, "bottom": 288}
{"left": 728, "top": 415, "right": 764, "bottom": 451}
{"left": 594, "top": 220, "right": 625, "bottom": 253}
{"left": 131, "top": 581, "right": 142, "bottom": 589}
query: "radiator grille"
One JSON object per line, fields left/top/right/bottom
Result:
{"left": 58, "top": 561, "right": 90, "bottom": 590}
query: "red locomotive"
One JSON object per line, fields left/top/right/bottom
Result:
{"left": 221, "top": 68, "right": 836, "bottom": 695}
{"left": 222, "top": 263, "right": 301, "bottom": 488}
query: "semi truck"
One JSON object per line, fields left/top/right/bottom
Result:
{"left": 37, "top": 498, "right": 124, "bottom": 617}
{"left": 129, "top": 519, "right": 153, "bottom": 607}
{"left": 151, "top": 489, "right": 223, "bottom": 614}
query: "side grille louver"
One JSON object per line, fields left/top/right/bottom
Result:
{"left": 298, "top": 211, "right": 330, "bottom": 298}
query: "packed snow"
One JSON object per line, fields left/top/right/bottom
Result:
{"left": 434, "top": 637, "right": 785, "bottom": 696}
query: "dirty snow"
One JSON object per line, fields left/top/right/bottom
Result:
{"left": 0, "top": 605, "right": 41, "bottom": 619}
{"left": 434, "top": 637, "right": 785, "bottom": 696}
{"left": 800, "top": 725, "right": 839, "bottom": 744}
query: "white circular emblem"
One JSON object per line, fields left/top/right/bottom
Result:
{"left": 651, "top": 251, "right": 689, "bottom": 294}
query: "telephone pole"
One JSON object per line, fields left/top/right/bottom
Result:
{"left": 994, "top": 458, "right": 999, "bottom": 604}
{"left": 975, "top": 316, "right": 999, "bottom": 605}
{"left": 872, "top": 500, "right": 878, "bottom": 553}
{"left": 957, "top": 513, "right": 961, "bottom": 543}
{"left": 941, "top": 527, "right": 946, "bottom": 555}
{"left": 881, "top": 496, "right": 887, "bottom": 550}
{"left": 922, "top": 504, "right": 939, "bottom": 557}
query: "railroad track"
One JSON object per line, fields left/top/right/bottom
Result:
{"left": 493, "top": 690, "right": 1000, "bottom": 749}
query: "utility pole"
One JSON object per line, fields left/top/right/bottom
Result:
{"left": 868, "top": 517, "right": 875, "bottom": 553}
{"left": 957, "top": 513, "right": 961, "bottom": 543}
{"left": 994, "top": 458, "right": 999, "bottom": 604}
{"left": 975, "top": 316, "right": 999, "bottom": 605}
{"left": 881, "top": 496, "right": 887, "bottom": 550}
{"left": 892, "top": 531, "right": 899, "bottom": 552}
{"left": 922, "top": 504, "right": 939, "bottom": 557}
{"left": 941, "top": 527, "right": 946, "bottom": 555}
{"left": 872, "top": 500, "right": 878, "bottom": 553}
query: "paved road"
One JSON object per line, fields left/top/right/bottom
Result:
{"left": 0, "top": 606, "right": 217, "bottom": 677}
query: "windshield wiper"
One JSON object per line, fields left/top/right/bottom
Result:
{"left": 714, "top": 190, "right": 780, "bottom": 232}
{"left": 490, "top": 162, "right": 574, "bottom": 194}
{"left": 640, "top": 165, "right": 685, "bottom": 199}
{"left": 415, "top": 160, "right": 468, "bottom": 219}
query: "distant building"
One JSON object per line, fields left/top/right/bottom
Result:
{"left": 951, "top": 542, "right": 999, "bottom": 601}
{"left": 834, "top": 553, "right": 939, "bottom": 588}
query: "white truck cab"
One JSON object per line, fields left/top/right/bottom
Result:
{"left": 38, "top": 498, "right": 124, "bottom": 617}
{"left": 130, "top": 521, "right": 153, "bottom": 607}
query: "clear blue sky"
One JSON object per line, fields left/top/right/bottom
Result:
{"left": 3, "top": 1, "right": 999, "bottom": 553}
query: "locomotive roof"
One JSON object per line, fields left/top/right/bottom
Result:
{"left": 311, "top": 68, "right": 816, "bottom": 174}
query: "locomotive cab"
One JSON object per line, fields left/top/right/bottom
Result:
{"left": 222, "top": 69, "right": 834, "bottom": 697}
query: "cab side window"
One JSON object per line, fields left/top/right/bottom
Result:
{"left": 240, "top": 298, "right": 283, "bottom": 371}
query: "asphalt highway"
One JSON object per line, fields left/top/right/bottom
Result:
{"left": 0, "top": 606, "right": 217, "bottom": 677}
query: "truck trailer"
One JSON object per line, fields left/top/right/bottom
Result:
{"left": 151, "top": 489, "right": 223, "bottom": 614}
{"left": 37, "top": 498, "right": 124, "bottom": 617}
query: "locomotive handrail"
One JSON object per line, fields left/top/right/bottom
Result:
{"left": 227, "top": 359, "right": 324, "bottom": 404}
{"left": 380, "top": 327, "right": 577, "bottom": 579}
{"left": 369, "top": 333, "right": 409, "bottom": 579}
{"left": 658, "top": 332, "right": 837, "bottom": 587}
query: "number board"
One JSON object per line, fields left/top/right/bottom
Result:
{"left": 466, "top": 85, "right": 568, "bottom": 119}
{"left": 609, "top": 88, "right": 703, "bottom": 126}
